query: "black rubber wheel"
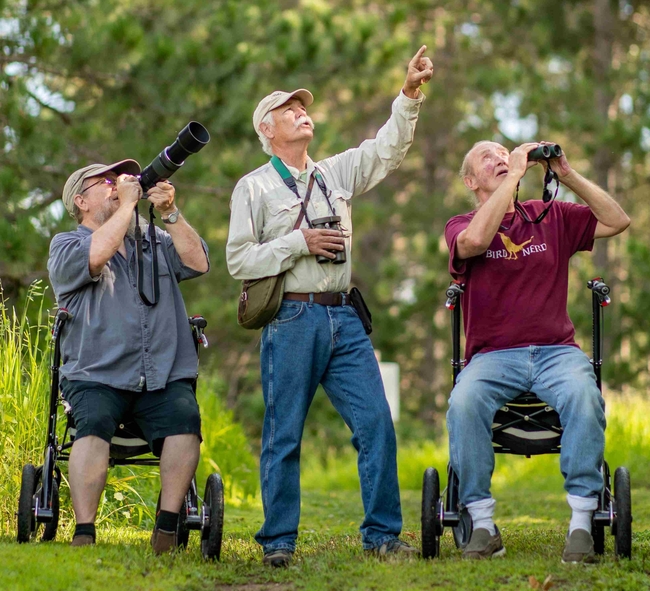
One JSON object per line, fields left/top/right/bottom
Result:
{"left": 17, "top": 464, "right": 36, "bottom": 543}
{"left": 614, "top": 467, "right": 632, "bottom": 559}
{"left": 155, "top": 491, "right": 190, "bottom": 549}
{"left": 421, "top": 468, "right": 441, "bottom": 559}
{"left": 42, "top": 480, "right": 60, "bottom": 542}
{"left": 452, "top": 506, "right": 473, "bottom": 550}
{"left": 201, "top": 473, "right": 224, "bottom": 560}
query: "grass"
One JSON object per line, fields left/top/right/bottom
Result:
{"left": 0, "top": 484, "right": 649, "bottom": 591}
{"left": 3, "top": 284, "right": 650, "bottom": 588}
{"left": 3, "top": 388, "right": 650, "bottom": 590}
{"left": 0, "top": 282, "right": 51, "bottom": 535}
{"left": 300, "top": 392, "right": 650, "bottom": 494}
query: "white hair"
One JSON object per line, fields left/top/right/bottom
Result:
{"left": 258, "top": 111, "right": 275, "bottom": 156}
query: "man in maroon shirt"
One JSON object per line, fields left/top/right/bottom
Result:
{"left": 444, "top": 141, "right": 629, "bottom": 562}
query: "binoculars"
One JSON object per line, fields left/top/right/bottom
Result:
{"left": 311, "top": 216, "right": 347, "bottom": 265}
{"left": 138, "top": 121, "right": 211, "bottom": 194}
{"left": 528, "top": 143, "right": 562, "bottom": 161}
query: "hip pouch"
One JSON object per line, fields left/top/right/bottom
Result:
{"left": 350, "top": 287, "right": 372, "bottom": 335}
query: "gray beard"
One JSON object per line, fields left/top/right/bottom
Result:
{"left": 126, "top": 211, "right": 149, "bottom": 239}
{"left": 93, "top": 208, "right": 149, "bottom": 239}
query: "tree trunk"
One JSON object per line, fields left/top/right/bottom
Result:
{"left": 592, "top": 0, "right": 615, "bottom": 271}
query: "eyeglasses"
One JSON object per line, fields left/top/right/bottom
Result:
{"left": 80, "top": 177, "right": 116, "bottom": 194}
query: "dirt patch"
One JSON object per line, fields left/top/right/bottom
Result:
{"left": 214, "top": 585, "right": 295, "bottom": 591}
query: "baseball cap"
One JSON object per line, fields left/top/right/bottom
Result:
{"left": 62, "top": 159, "right": 141, "bottom": 216}
{"left": 252, "top": 89, "right": 314, "bottom": 135}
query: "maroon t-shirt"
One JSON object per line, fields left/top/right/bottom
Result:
{"left": 444, "top": 200, "right": 598, "bottom": 361}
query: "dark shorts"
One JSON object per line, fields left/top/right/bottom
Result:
{"left": 61, "top": 378, "right": 202, "bottom": 457}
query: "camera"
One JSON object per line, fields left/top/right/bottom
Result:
{"left": 311, "top": 216, "right": 346, "bottom": 264}
{"left": 138, "top": 121, "right": 210, "bottom": 194}
{"left": 528, "top": 143, "right": 562, "bottom": 161}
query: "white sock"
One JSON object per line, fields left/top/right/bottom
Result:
{"left": 567, "top": 494, "right": 598, "bottom": 534}
{"left": 466, "top": 497, "right": 496, "bottom": 536}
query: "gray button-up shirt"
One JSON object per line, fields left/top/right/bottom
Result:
{"left": 47, "top": 224, "right": 209, "bottom": 391}
{"left": 226, "top": 91, "right": 424, "bottom": 293}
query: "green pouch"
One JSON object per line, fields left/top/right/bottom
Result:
{"left": 237, "top": 273, "right": 287, "bottom": 330}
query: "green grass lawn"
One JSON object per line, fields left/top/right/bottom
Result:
{"left": 1, "top": 484, "right": 649, "bottom": 591}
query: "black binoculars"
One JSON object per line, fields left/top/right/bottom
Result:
{"left": 528, "top": 143, "right": 562, "bottom": 161}
{"left": 138, "top": 121, "right": 211, "bottom": 194}
{"left": 311, "top": 216, "right": 347, "bottom": 265}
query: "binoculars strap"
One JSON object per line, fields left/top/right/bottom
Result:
{"left": 513, "top": 163, "right": 559, "bottom": 225}
{"left": 270, "top": 156, "right": 338, "bottom": 225}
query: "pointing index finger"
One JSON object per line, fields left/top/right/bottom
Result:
{"left": 410, "top": 45, "right": 427, "bottom": 64}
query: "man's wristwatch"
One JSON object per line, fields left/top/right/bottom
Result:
{"left": 161, "top": 208, "right": 180, "bottom": 224}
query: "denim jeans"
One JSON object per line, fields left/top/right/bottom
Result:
{"left": 255, "top": 299, "right": 402, "bottom": 552}
{"left": 447, "top": 345, "right": 606, "bottom": 506}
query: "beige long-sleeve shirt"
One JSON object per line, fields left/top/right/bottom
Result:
{"left": 226, "top": 90, "right": 425, "bottom": 293}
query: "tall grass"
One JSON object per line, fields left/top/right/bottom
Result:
{"left": 195, "top": 374, "right": 258, "bottom": 503}
{"left": 0, "top": 281, "right": 51, "bottom": 536}
{"left": 0, "top": 283, "right": 258, "bottom": 538}
{"left": 301, "top": 392, "right": 650, "bottom": 495}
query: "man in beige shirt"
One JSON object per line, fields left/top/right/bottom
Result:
{"left": 227, "top": 46, "right": 433, "bottom": 567}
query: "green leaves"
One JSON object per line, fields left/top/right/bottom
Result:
{"left": 3, "top": 0, "right": 650, "bottom": 432}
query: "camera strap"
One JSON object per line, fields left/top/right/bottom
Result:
{"left": 134, "top": 203, "right": 160, "bottom": 306}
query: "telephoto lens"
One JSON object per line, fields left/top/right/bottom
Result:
{"left": 138, "top": 121, "right": 210, "bottom": 193}
{"left": 528, "top": 143, "right": 562, "bottom": 161}
{"left": 311, "top": 216, "right": 347, "bottom": 265}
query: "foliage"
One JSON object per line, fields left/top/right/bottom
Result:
{"left": 0, "top": 281, "right": 51, "bottom": 536}
{"left": 194, "top": 373, "right": 258, "bottom": 502}
{"left": 2, "top": 0, "right": 650, "bottom": 444}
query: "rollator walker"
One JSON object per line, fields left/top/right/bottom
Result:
{"left": 17, "top": 311, "right": 225, "bottom": 559}
{"left": 421, "top": 278, "right": 632, "bottom": 559}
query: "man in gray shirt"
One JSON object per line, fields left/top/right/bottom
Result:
{"left": 47, "top": 159, "right": 209, "bottom": 553}
{"left": 227, "top": 46, "right": 433, "bottom": 566}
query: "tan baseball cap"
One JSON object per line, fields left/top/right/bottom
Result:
{"left": 253, "top": 89, "right": 314, "bottom": 135}
{"left": 62, "top": 159, "right": 141, "bottom": 216}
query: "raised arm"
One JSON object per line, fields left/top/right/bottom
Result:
{"left": 543, "top": 149, "right": 630, "bottom": 238}
{"left": 146, "top": 181, "right": 209, "bottom": 273}
{"left": 318, "top": 46, "right": 433, "bottom": 197}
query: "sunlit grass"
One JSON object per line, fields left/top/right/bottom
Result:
{"left": 301, "top": 392, "right": 650, "bottom": 496}
{"left": 1, "top": 487, "right": 649, "bottom": 591}
{"left": 0, "top": 281, "right": 51, "bottom": 536}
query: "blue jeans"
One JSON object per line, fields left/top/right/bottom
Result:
{"left": 255, "top": 299, "right": 402, "bottom": 552}
{"left": 447, "top": 345, "right": 606, "bottom": 506}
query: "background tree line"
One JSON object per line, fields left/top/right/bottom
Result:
{"left": 2, "top": 0, "right": 650, "bottom": 446}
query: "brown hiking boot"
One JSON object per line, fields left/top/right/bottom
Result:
{"left": 70, "top": 535, "right": 95, "bottom": 547}
{"left": 562, "top": 529, "right": 597, "bottom": 564}
{"left": 262, "top": 549, "right": 293, "bottom": 567}
{"left": 462, "top": 527, "right": 506, "bottom": 559}
{"left": 151, "top": 528, "right": 177, "bottom": 555}
{"left": 366, "top": 538, "right": 420, "bottom": 559}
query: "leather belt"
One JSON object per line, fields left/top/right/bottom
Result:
{"left": 284, "top": 292, "right": 349, "bottom": 306}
